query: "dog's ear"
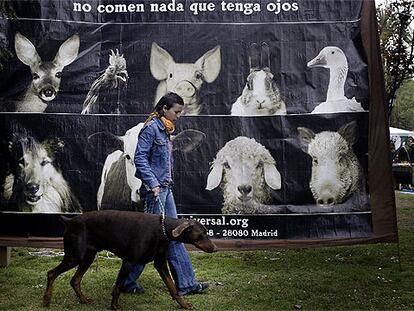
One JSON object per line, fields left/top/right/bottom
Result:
{"left": 42, "top": 138, "right": 66, "bottom": 159}
{"left": 172, "top": 221, "right": 193, "bottom": 238}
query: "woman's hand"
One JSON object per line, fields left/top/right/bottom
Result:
{"left": 152, "top": 186, "right": 160, "bottom": 197}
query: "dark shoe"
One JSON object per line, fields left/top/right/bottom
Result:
{"left": 183, "top": 282, "right": 209, "bottom": 295}
{"left": 121, "top": 286, "right": 145, "bottom": 294}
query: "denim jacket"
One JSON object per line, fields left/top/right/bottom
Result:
{"left": 134, "top": 117, "right": 173, "bottom": 190}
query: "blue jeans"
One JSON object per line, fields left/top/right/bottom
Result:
{"left": 118, "top": 186, "right": 199, "bottom": 295}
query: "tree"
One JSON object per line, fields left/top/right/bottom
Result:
{"left": 377, "top": 0, "right": 414, "bottom": 117}
{"left": 390, "top": 80, "right": 414, "bottom": 129}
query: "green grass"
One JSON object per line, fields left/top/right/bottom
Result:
{"left": 1, "top": 192, "right": 413, "bottom": 310}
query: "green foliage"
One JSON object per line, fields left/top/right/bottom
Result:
{"left": 377, "top": 0, "right": 414, "bottom": 115}
{"left": 0, "top": 193, "right": 413, "bottom": 310}
{"left": 391, "top": 80, "right": 414, "bottom": 130}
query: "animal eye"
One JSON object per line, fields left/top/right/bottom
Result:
{"left": 195, "top": 72, "right": 202, "bottom": 80}
{"left": 331, "top": 51, "right": 335, "bottom": 54}
{"left": 312, "top": 157, "right": 318, "bottom": 165}
{"left": 32, "top": 73, "right": 40, "bottom": 80}
{"left": 125, "top": 154, "right": 131, "bottom": 160}
{"left": 41, "top": 158, "right": 52, "bottom": 166}
{"left": 18, "top": 158, "right": 25, "bottom": 167}
{"left": 256, "top": 161, "right": 263, "bottom": 169}
{"left": 55, "top": 72, "right": 62, "bottom": 78}
{"left": 169, "top": 73, "right": 173, "bottom": 79}
{"left": 107, "top": 66, "right": 116, "bottom": 74}
{"left": 247, "top": 80, "right": 253, "bottom": 90}
{"left": 223, "top": 161, "right": 230, "bottom": 169}
{"left": 266, "top": 80, "right": 272, "bottom": 89}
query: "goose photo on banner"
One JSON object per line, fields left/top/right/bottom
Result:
{"left": 307, "top": 46, "right": 366, "bottom": 114}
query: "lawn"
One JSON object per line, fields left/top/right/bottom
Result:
{"left": 0, "top": 192, "right": 413, "bottom": 310}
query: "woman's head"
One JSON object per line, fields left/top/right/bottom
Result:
{"left": 154, "top": 92, "right": 184, "bottom": 122}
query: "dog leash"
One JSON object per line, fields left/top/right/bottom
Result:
{"left": 155, "top": 195, "right": 168, "bottom": 239}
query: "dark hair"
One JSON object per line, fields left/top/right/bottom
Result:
{"left": 154, "top": 92, "right": 184, "bottom": 114}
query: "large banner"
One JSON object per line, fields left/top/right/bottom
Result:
{"left": 0, "top": 0, "right": 397, "bottom": 248}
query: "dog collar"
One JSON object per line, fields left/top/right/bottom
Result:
{"left": 160, "top": 215, "right": 168, "bottom": 240}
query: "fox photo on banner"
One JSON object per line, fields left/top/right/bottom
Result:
{"left": 0, "top": 0, "right": 397, "bottom": 248}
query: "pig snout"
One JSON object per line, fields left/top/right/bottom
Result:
{"left": 316, "top": 187, "right": 336, "bottom": 206}
{"left": 311, "top": 163, "right": 344, "bottom": 206}
{"left": 174, "top": 80, "right": 196, "bottom": 98}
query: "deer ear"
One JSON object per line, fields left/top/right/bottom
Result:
{"left": 172, "top": 221, "right": 192, "bottom": 238}
{"left": 195, "top": 45, "right": 221, "bottom": 83}
{"left": 150, "top": 42, "right": 175, "bottom": 81}
{"left": 15, "top": 32, "right": 41, "bottom": 67}
{"left": 54, "top": 34, "right": 80, "bottom": 67}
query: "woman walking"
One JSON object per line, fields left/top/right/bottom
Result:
{"left": 117, "top": 92, "right": 208, "bottom": 295}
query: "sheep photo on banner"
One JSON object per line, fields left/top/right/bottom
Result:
{"left": 0, "top": 0, "right": 397, "bottom": 248}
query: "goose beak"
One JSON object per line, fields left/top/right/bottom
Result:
{"left": 307, "top": 54, "right": 327, "bottom": 68}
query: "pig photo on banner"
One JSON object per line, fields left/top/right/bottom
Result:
{"left": 0, "top": 0, "right": 397, "bottom": 247}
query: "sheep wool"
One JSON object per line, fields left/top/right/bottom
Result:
{"left": 207, "top": 136, "right": 281, "bottom": 214}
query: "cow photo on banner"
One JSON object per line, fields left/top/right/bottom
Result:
{"left": 0, "top": 0, "right": 397, "bottom": 247}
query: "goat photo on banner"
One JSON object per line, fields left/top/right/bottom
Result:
{"left": 0, "top": 0, "right": 395, "bottom": 246}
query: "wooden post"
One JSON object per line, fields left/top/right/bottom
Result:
{"left": 0, "top": 246, "right": 11, "bottom": 267}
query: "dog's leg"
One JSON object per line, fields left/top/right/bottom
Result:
{"left": 70, "top": 250, "right": 96, "bottom": 304}
{"left": 111, "top": 261, "right": 134, "bottom": 310}
{"left": 43, "top": 258, "right": 79, "bottom": 307}
{"left": 153, "top": 257, "right": 193, "bottom": 310}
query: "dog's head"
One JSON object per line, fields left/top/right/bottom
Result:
{"left": 7, "top": 129, "right": 66, "bottom": 208}
{"left": 172, "top": 220, "right": 217, "bottom": 253}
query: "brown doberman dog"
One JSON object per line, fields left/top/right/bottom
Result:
{"left": 42, "top": 210, "right": 217, "bottom": 309}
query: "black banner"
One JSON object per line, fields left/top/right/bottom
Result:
{"left": 0, "top": 0, "right": 395, "bottom": 246}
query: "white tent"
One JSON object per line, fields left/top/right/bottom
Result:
{"left": 390, "top": 127, "right": 414, "bottom": 136}
{"left": 390, "top": 127, "right": 414, "bottom": 149}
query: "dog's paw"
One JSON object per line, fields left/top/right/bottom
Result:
{"left": 42, "top": 296, "right": 51, "bottom": 307}
{"left": 182, "top": 302, "right": 193, "bottom": 310}
{"left": 81, "top": 297, "right": 94, "bottom": 304}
